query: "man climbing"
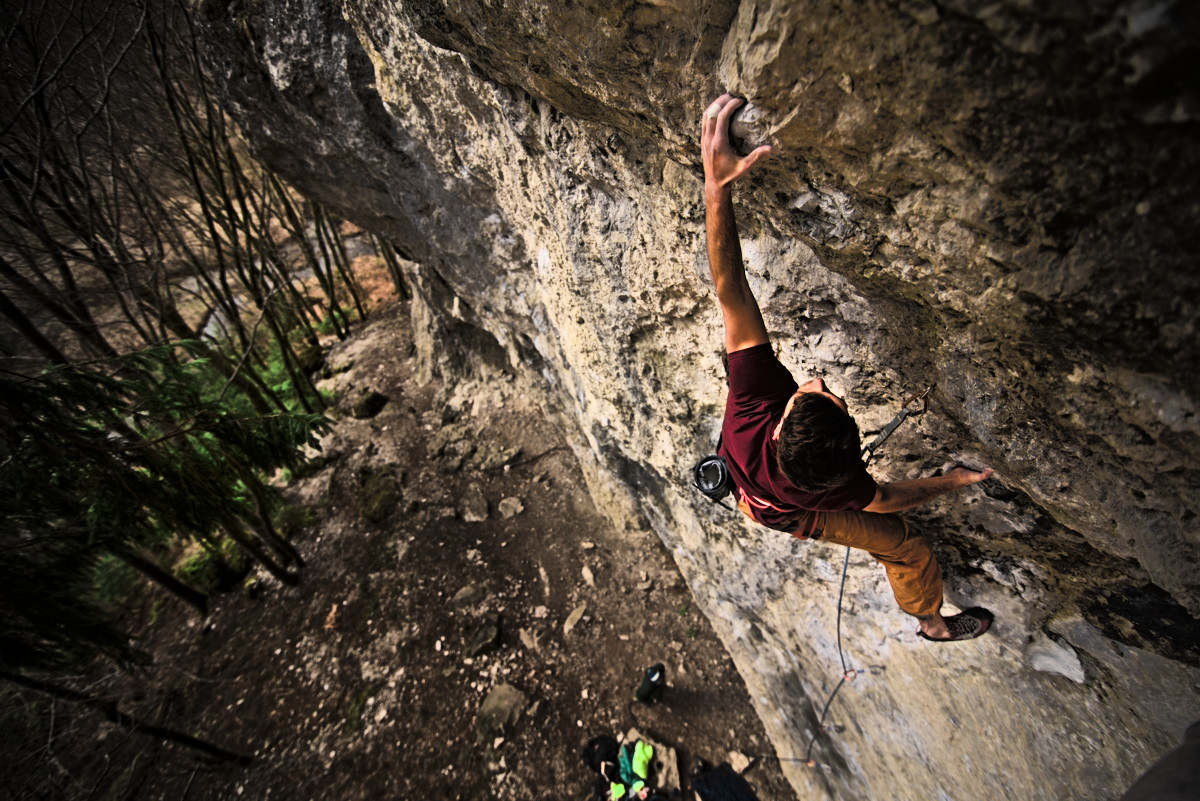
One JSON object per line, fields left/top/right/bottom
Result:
{"left": 701, "top": 93, "right": 994, "bottom": 642}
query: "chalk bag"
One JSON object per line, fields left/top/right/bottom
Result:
{"left": 693, "top": 454, "right": 735, "bottom": 504}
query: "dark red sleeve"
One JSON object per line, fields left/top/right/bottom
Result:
{"left": 726, "top": 344, "right": 797, "bottom": 411}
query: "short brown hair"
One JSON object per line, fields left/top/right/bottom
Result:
{"left": 776, "top": 393, "right": 862, "bottom": 491}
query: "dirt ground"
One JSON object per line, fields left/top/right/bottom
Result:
{"left": 3, "top": 300, "right": 800, "bottom": 800}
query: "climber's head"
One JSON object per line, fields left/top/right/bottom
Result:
{"left": 773, "top": 378, "right": 862, "bottom": 492}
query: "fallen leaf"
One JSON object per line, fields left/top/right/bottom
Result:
{"left": 563, "top": 604, "right": 587, "bottom": 636}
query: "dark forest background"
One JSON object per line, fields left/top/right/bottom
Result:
{"left": 0, "top": 0, "right": 410, "bottom": 786}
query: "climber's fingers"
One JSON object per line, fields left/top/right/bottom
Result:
{"left": 701, "top": 93, "right": 738, "bottom": 146}
{"left": 947, "top": 466, "right": 994, "bottom": 487}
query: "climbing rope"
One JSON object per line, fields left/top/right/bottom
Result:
{"left": 802, "top": 386, "right": 933, "bottom": 770}
{"left": 802, "top": 546, "right": 858, "bottom": 768}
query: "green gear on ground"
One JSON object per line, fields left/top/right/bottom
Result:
{"left": 619, "top": 744, "right": 635, "bottom": 784}
{"left": 633, "top": 740, "right": 653, "bottom": 778}
{"left": 608, "top": 781, "right": 644, "bottom": 800}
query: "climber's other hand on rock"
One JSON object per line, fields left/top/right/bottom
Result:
{"left": 947, "top": 466, "right": 994, "bottom": 487}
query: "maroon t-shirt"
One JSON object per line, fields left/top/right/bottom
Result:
{"left": 718, "top": 344, "right": 877, "bottom": 532}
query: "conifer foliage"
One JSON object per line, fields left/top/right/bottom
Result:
{"left": 0, "top": 0, "right": 387, "bottom": 771}
{"left": 0, "top": 345, "right": 330, "bottom": 676}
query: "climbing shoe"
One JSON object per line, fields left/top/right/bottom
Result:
{"left": 916, "top": 607, "right": 993, "bottom": 642}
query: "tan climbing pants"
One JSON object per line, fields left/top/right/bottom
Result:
{"left": 806, "top": 511, "right": 944, "bottom": 619}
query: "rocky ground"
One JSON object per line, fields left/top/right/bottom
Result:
{"left": 3, "top": 301, "right": 801, "bottom": 800}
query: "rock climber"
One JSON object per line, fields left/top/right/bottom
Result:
{"left": 701, "top": 93, "right": 994, "bottom": 642}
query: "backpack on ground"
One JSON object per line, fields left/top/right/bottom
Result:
{"left": 692, "top": 762, "right": 760, "bottom": 801}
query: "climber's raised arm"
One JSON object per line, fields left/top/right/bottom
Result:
{"left": 701, "top": 94, "right": 773, "bottom": 354}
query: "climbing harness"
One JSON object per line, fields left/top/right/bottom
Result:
{"left": 691, "top": 385, "right": 932, "bottom": 510}
{"left": 804, "top": 385, "right": 934, "bottom": 769}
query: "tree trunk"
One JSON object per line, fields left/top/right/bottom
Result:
{"left": 318, "top": 207, "right": 367, "bottom": 322}
{"left": 306, "top": 203, "right": 349, "bottom": 340}
{"left": 117, "top": 549, "right": 208, "bottom": 617}
{"left": 372, "top": 235, "right": 411, "bottom": 300}
{"left": 262, "top": 307, "right": 324, "bottom": 413}
{"left": 0, "top": 669, "right": 252, "bottom": 766}
{"left": 0, "top": 285, "right": 68, "bottom": 364}
{"left": 221, "top": 521, "right": 300, "bottom": 586}
{"left": 242, "top": 478, "right": 304, "bottom": 568}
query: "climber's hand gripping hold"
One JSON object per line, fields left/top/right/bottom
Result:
{"left": 702, "top": 94, "right": 772, "bottom": 188}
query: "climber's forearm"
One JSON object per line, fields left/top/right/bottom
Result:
{"left": 705, "top": 184, "right": 768, "bottom": 353}
{"left": 863, "top": 477, "right": 961, "bottom": 513}
{"left": 862, "top": 467, "right": 993, "bottom": 513}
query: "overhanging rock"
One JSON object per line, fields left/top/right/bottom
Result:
{"left": 198, "top": 2, "right": 1200, "bottom": 798}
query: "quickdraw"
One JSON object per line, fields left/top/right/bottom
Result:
{"left": 860, "top": 385, "right": 933, "bottom": 465}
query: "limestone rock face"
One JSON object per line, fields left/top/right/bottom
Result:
{"left": 198, "top": 2, "right": 1200, "bottom": 798}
